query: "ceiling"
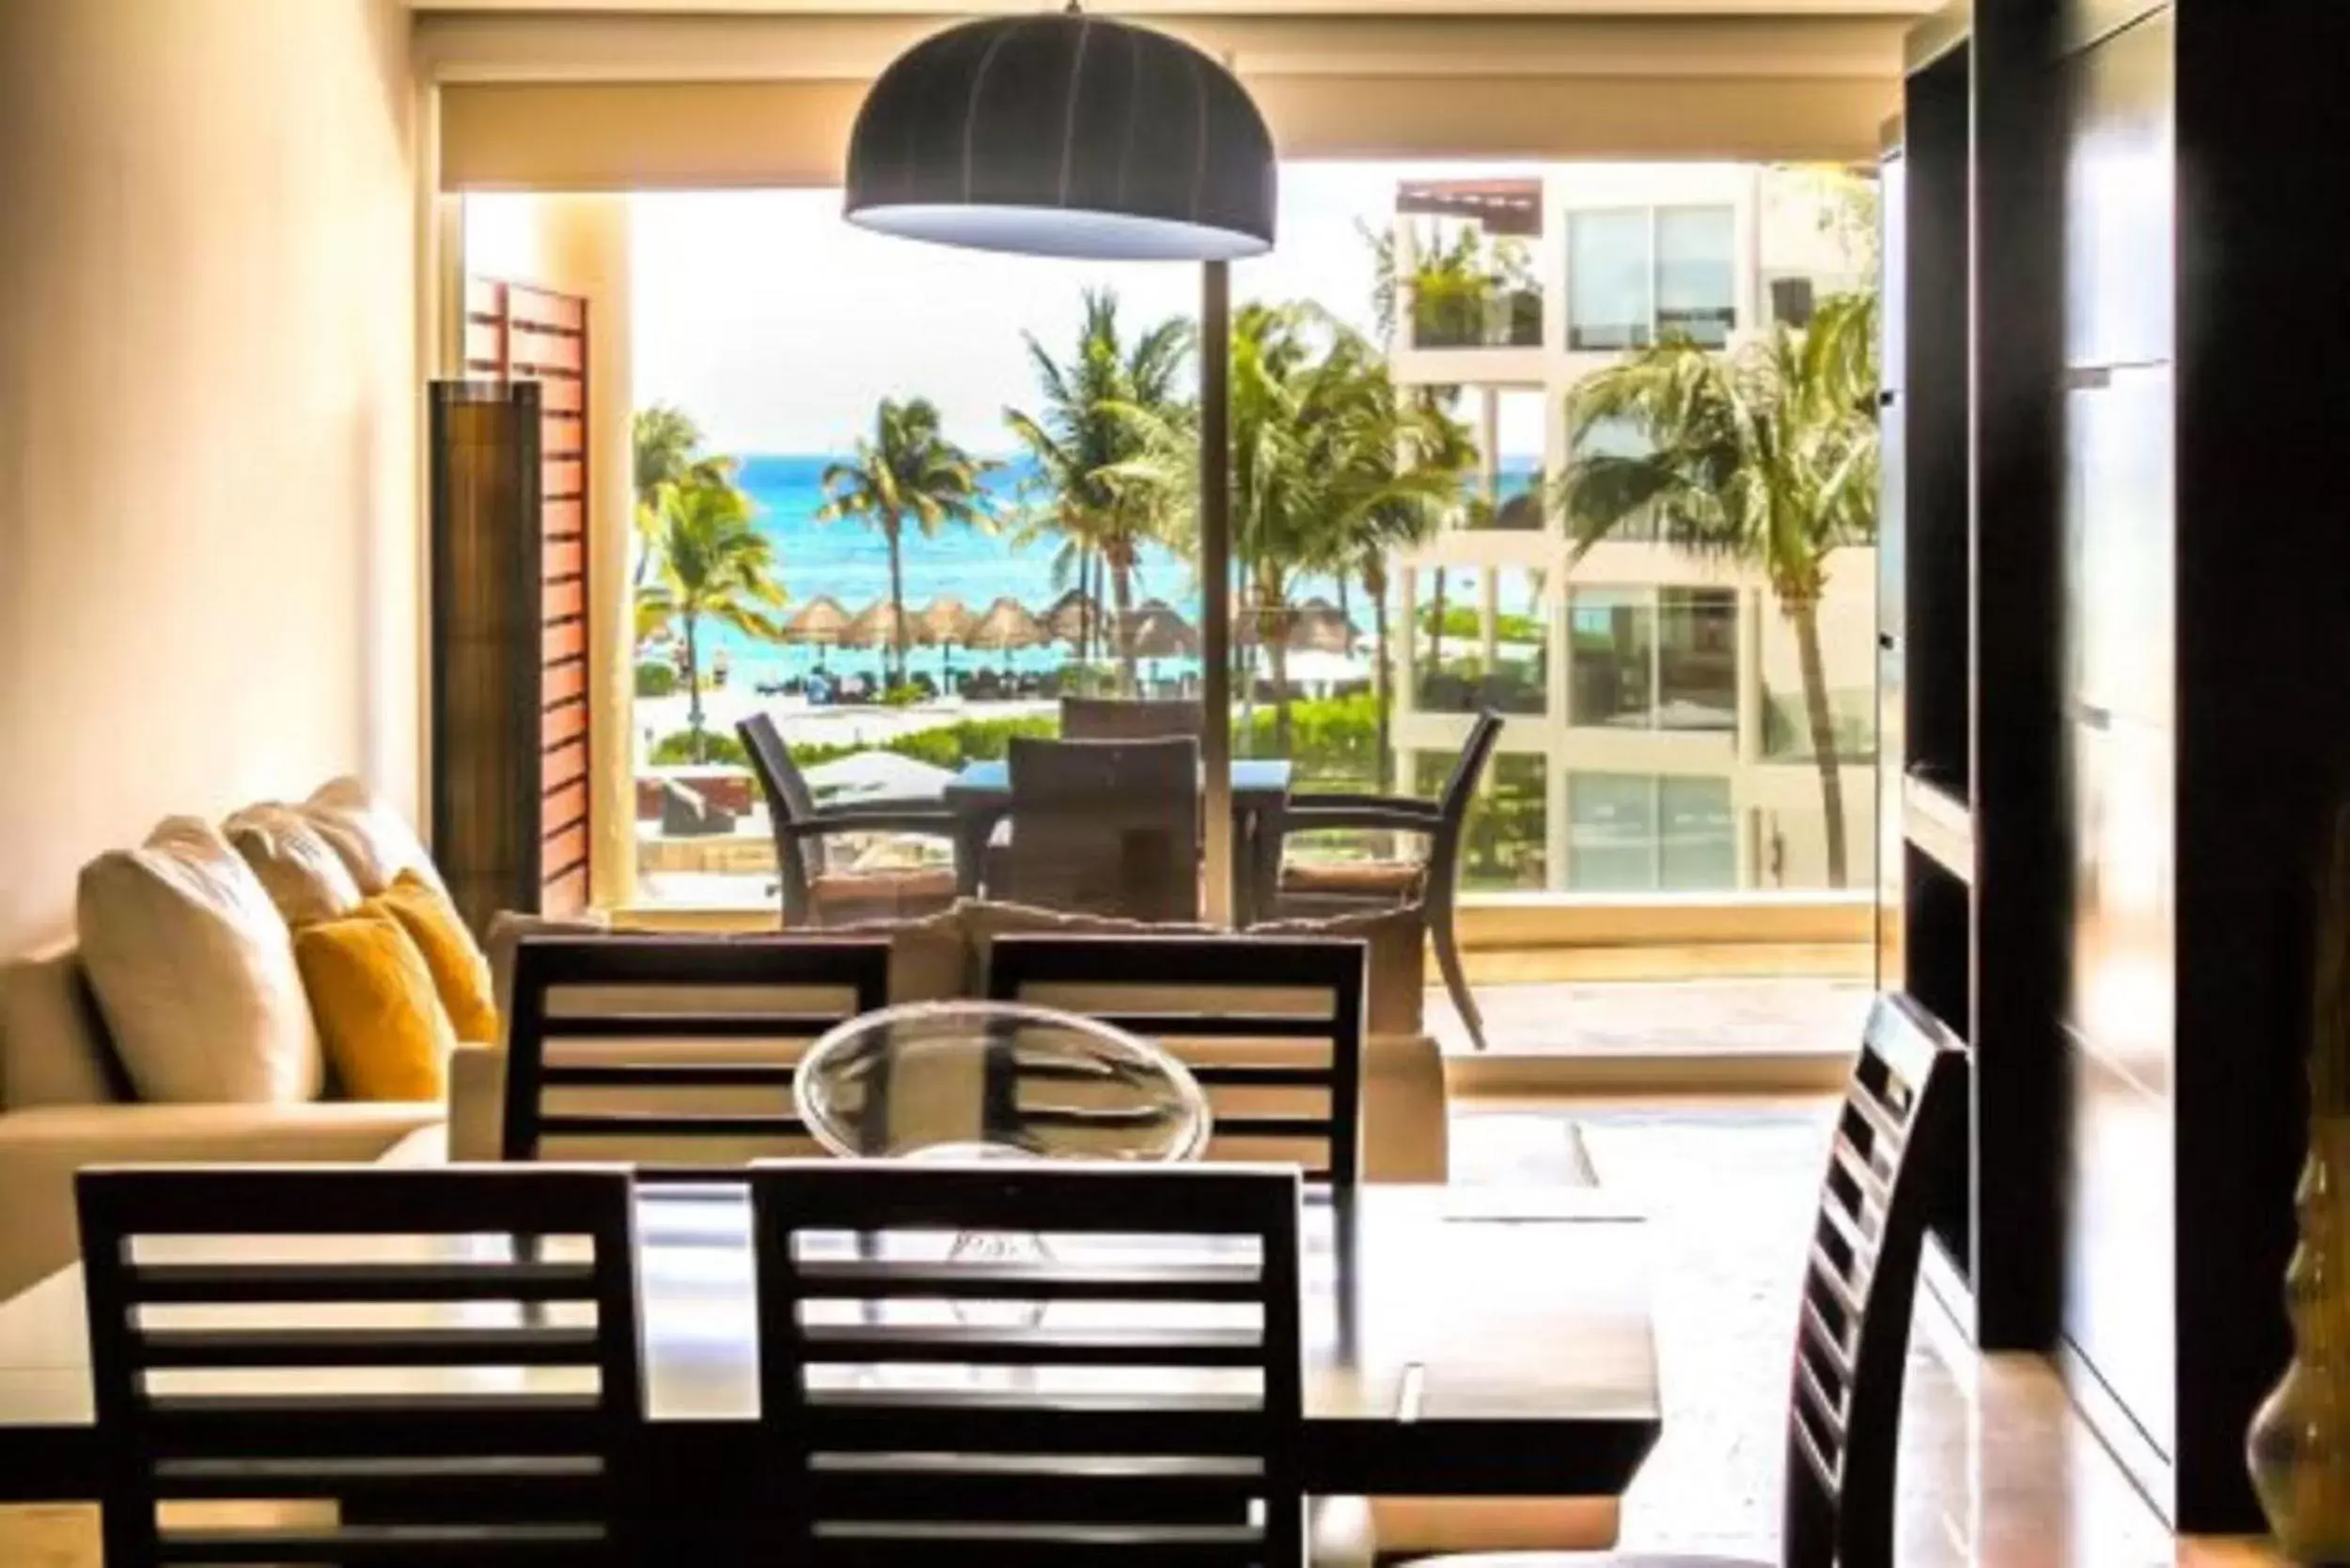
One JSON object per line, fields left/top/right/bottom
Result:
{"left": 412, "top": 0, "right": 1937, "bottom": 14}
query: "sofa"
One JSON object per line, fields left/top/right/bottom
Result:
{"left": 0, "top": 780, "right": 537, "bottom": 1301}
{"left": 445, "top": 897, "right": 1451, "bottom": 1184}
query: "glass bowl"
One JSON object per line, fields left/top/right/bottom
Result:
{"left": 792, "top": 999, "right": 1212, "bottom": 1163}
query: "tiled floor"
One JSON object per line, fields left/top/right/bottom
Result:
{"left": 0, "top": 1096, "right": 2275, "bottom": 1565}
{"left": 1431, "top": 977, "right": 1877, "bottom": 1058}
{"left": 1456, "top": 1096, "right": 2275, "bottom": 1565}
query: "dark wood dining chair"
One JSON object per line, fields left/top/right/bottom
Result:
{"left": 749, "top": 1158, "right": 1316, "bottom": 1567}
{"left": 1253, "top": 710, "right": 1504, "bottom": 1051}
{"left": 1059, "top": 694, "right": 1206, "bottom": 740}
{"left": 986, "top": 933, "right": 1367, "bottom": 1188}
{"left": 503, "top": 933, "right": 888, "bottom": 1176}
{"left": 77, "top": 1164, "right": 644, "bottom": 1568}
{"left": 998, "top": 734, "right": 1203, "bottom": 921}
{"left": 1397, "top": 994, "right": 1966, "bottom": 1568}
{"left": 738, "top": 711, "right": 961, "bottom": 927}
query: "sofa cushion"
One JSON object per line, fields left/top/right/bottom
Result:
{"left": 294, "top": 909, "right": 459, "bottom": 1102}
{"left": 1252, "top": 904, "right": 1427, "bottom": 1037}
{"left": 960, "top": 898, "right": 1214, "bottom": 994}
{"left": 484, "top": 909, "right": 615, "bottom": 1038}
{"left": 822, "top": 905, "right": 968, "bottom": 1004}
{"left": 377, "top": 871, "right": 499, "bottom": 1045}
{"left": 222, "top": 804, "right": 364, "bottom": 928}
{"left": 0, "top": 942, "right": 130, "bottom": 1109}
{"left": 76, "top": 817, "right": 324, "bottom": 1105}
{"left": 301, "top": 776, "right": 446, "bottom": 897}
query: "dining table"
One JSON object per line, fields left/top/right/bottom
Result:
{"left": 0, "top": 1179, "right": 1659, "bottom": 1562}
{"left": 941, "top": 755, "right": 1294, "bottom": 924}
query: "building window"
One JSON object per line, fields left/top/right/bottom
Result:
{"left": 1568, "top": 773, "right": 1736, "bottom": 892}
{"left": 1566, "top": 205, "right": 1738, "bottom": 352}
{"left": 1419, "top": 751, "right": 1549, "bottom": 891}
{"left": 1568, "top": 587, "right": 1736, "bottom": 731}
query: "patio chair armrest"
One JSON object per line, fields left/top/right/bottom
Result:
{"left": 1282, "top": 792, "right": 1438, "bottom": 815}
{"left": 785, "top": 808, "right": 961, "bottom": 839}
{"left": 1267, "top": 806, "right": 1440, "bottom": 839}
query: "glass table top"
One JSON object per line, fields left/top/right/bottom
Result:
{"left": 792, "top": 1000, "right": 1212, "bottom": 1162}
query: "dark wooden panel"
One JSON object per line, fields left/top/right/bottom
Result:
{"left": 1969, "top": 0, "right": 2068, "bottom": 1353}
{"left": 1900, "top": 45, "right": 1972, "bottom": 803}
{"left": 2065, "top": 715, "right": 2173, "bottom": 1098}
{"left": 2169, "top": 0, "right": 2350, "bottom": 1530}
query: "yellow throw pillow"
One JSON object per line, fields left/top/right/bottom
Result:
{"left": 376, "top": 871, "right": 499, "bottom": 1045}
{"left": 293, "top": 912, "right": 457, "bottom": 1101}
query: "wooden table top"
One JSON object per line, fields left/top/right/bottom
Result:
{"left": 945, "top": 757, "right": 1294, "bottom": 801}
{"left": 0, "top": 1181, "right": 1658, "bottom": 1503}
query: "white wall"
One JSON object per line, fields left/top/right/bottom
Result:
{"left": 0, "top": 0, "right": 419, "bottom": 952}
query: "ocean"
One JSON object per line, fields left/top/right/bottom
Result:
{"left": 673, "top": 452, "right": 1530, "bottom": 685}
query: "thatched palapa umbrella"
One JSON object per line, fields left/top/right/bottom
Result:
{"left": 1122, "top": 600, "right": 1199, "bottom": 662}
{"left": 1287, "top": 596, "right": 1360, "bottom": 655}
{"left": 782, "top": 595, "right": 854, "bottom": 672}
{"left": 969, "top": 595, "right": 1044, "bottom": 674}
{"left": 918, "top": 595, "right": 979, "bottom": 685}
{"left": 1041, "top": 588, "right": 1105, "bottom": 651}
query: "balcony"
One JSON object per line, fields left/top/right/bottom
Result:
{"left": 1411, "top": 287, "right": 1543, "bottom": 351}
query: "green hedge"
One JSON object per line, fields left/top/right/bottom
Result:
{"left": 650, "top": 729, "right": 747, "bottom": 766}
{"left": 788, "top": 714, "right": 1061, "bottom": 774}
{"left": 635, "top": 662, "right": 678, "bottom": 698}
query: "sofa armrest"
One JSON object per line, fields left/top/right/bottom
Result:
{"left": 448, "top": 1042, "right": 506, "bottom": 1164}
{"left": 0, "top": 1100, "right": 445, "bottom": 1302}
{"left": 1362, "top": 1032, "right": 1449, "bottom": 1184}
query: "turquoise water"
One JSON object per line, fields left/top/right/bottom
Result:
{"left": 677, "top": 453, "right": 1530, "bottom": 685}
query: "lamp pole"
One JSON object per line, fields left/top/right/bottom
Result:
{"left": 1199, "top": 259, "right": 1235, "bottom": 926}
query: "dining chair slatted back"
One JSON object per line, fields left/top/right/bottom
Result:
{"left": 1058, "top": 696, "right": 1206, "bottom": 742}
{"left": 504, "top": 934, "right": 889, "bottom": 1177}
{"left": 751, "top": 1159, "right": 1304, "bottom": 1568}
{"left": 739, "top": 711, "right": 962, "bottom": 928}
{"left": 77, "top": 1165, "right": 643, "bottom": 1568}
{"left": 986, "top": 934, "right": 1367, "bottom": 1188}
{"left": 1001, "top": 735, "right": 1204, "bottom": 922}
{"left": 1783, "top": 995, "right": 1966, "bottom": 1568}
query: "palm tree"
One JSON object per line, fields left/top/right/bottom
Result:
{"left": 818, "top": 399, "right": 995, "bottom": 689}
{"left": 633, "top": 468, "right": 788, "bottom": 761}
{"left": 1006, "top": 290, "right": 1194, "bottom": 695}
{"left": 1556, "top": 290, "right": 1880, "bottom": 886}
{"left": 632, "top": 405, "right": 706, "bottom": 588}
{"left": 1324, "top": 381, "right": 1476, "bottom": 790}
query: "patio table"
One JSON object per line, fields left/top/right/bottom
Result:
{"left": 943, "top": 756, "right": 1294, "bottom": 924}
{"left": 0, "top": 1181, "right": 1659, "bottom": 1562}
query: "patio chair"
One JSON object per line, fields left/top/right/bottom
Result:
{"left": 1058, "top": 694, "right": 1206, "bottom": 740}
{"left": 1250, "top": 711, "right": 1503, "bottom": 1051}
{"left": 998, "top": 735, "right": 1202, "bottom": 922}
{"left": 1397, "top": 995, "right": 1965, "bottom": 1568}
{"left": 738, "top": 712, "right": 960, "bottom": 927}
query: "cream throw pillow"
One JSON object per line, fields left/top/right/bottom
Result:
{"left": 301, "top": 776, "right": 446, "bottom": 897}
{"left": 75, "top": 818, "right": 324, "bottom": 1104}
{"left": 223, "top": 804, "right": 364, "bottom": 928}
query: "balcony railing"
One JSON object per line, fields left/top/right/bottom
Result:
{"left": 1410, "top": 288, "right": 1543, "bottom": 350}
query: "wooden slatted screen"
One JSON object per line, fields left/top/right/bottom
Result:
{"left": 465, "top": 277, "right": 592, "bottom": 916}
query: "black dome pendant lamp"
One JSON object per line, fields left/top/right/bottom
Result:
{"left": 844, "top": 5, "right": 1276, "bottom": 261}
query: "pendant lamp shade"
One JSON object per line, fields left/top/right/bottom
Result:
{"left": 844, "top": 12, "right": 1276, "bottom": 261}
